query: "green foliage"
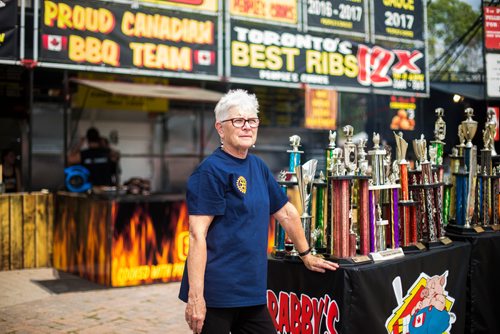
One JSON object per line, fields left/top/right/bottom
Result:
{"left": 427, "top": 0, "right": 481, "bottom": 68}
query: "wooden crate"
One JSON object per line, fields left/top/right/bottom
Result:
{"left": 0, "top": 192, "right": 54, "bottom": 270}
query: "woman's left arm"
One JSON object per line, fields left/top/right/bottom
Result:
{"left": 273, "top": 202, "right": 339, "bottom": 272}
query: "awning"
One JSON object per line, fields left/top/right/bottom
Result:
{"left": 431, "top": 82, "right": 485, "bottom": 101}
{"left": 71, "top": 78, "right": 223, "bottom": 103}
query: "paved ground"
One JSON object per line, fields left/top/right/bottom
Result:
{"left": 0, "top": 268, "right": 191, "bottom": 333}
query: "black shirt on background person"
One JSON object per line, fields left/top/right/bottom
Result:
{"left": 67, "top": 127, "right": 118, "bottom": 187}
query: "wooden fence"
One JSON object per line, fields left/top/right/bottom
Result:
{"left": 0, "top": 192, "right": 54, "bottom": 270}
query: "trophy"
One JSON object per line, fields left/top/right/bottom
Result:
{"left": 326, "top": 131, "right": 336, "bottom": 176}
{"left": 463, "top": 109, "right": 478, "bottom": 228}
{"left": 357, "top": 138, "right": 369, "bottom": 176}
{"left": 287, "top": 135, "right": 303, "bottom": 181}
{"left": 367, "top": 133, "right": 401, "bottom": 255}
{"left": 431, "top": 108, "right": 446, "bottom": 166}
{"left": 273, "top": 171, "right": 288, "bottom": 258}
{"left": 412, "top": 135, "right": 439, "bottom": 243}
{"left": 369, "top": 133, "right": 386, "bottom": 186}
{"left": 374, "top": 205, "right": 389, "bottom": 252}
{"left": 394, "top": 132, "right": 418, "bottom": 248}
{"left": 312, "top": 171, "right": 327, "bottom": 254}
{"left": 463, "top": 108, "right": 478, "bottom": 149}
{"left": 486, "top": 108, "right": 498, "bottom": 156}
{"left": 293, "top": 159, "right": 318, "bottom": 257}
{"left": 343, "top": 125, "right": 357, "bottom": 175}
{"left": 479, "top": 127, "right": 493, "bottom": 228}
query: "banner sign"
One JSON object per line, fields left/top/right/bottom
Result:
{"left": 0, "top": 0, "right": 18, "bottom": 59}
{"left": 305, "top": 0, "right": 368, "bottom": 37}
{"left": 305, "top": 87, "right": 338, "bottom": 129}
{"left": 486, "top": 53, "right": 500, "bottom": 98}
{"left": 267, "top": 242, "right": 469, "bottom": 333}
{"left": 40, "top": 0, "right": 220, "bottom": 78}
{"left": 140, "top": 0, "right": 218, "bottom": 12}
{"left": 484, "top": 6, "right": 500, "bottom": 50}
{"left": 229, "top": 21, "right": 427, "bottom": 94}
{"left": 229, "top": 0, "right": 298, "bottom": 25}
{"left": 372, "top": 0, "right": 424, "bottom": 43}
{"left": 389, "top": 95, "right": 416, "bottom": 131}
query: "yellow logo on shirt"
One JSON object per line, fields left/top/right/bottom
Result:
{"left": 236, "top": 176, "right": 247, "bottom": 194}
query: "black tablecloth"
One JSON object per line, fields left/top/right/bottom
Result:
{"left": 447, "top": 231, "right": 500, "bottom": 334}
{"left": 267, "top": 241, "right": 470, "bottom": 334}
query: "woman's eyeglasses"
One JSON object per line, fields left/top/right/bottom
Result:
{"left": 221, "top": 118, "right": 260, "bottom": 128}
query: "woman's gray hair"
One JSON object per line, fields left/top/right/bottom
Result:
{"left": 214, "top": 89, "right": 259, "bottom": 122}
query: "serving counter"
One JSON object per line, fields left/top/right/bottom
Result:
{"left": 54, "top": 191, "right": 189, "bottom": 287}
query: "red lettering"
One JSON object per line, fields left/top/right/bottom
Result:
{"left": 393, "top": 50, "right": 422, "bottom": 73}
{"left": 357, "top": 44, "right": 370, "bottom": 85}
{"left": 290, "top": 293, "right": 301, "bottom": 334}
{"left": 267, "top": 290, "right": 279, "bottom": 329}
{"left": 325, "top": 300, "right": 340, "bottom": 334}
{"left": 267, "top": 291, "right": 339, "bottom": 334}
{"left": 301, "top": 295, "right": 314, "bottom": 334}
{"left": 312, "top": 298, "right": 326, "bottom": 334}
{"left": 356, "top": 45, "right": 394, "bottom": 87}
{"left": 370, "top": 46, "right": 394, "bottom": 86}
{"left": 271, "top": 4, "right": 294, "bottom": 19}
{"left": 278, "top": 292, "right": 290, "bottom": 333}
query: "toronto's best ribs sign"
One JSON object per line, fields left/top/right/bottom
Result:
{"left": 39, "top": 0, "right": 427, "bottom": 95}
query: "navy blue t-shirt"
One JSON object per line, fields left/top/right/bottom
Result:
{"left": 179, "top": 148, "right": 288, "bottom": 307}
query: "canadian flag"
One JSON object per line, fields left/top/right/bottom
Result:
{"left": 194, "top": 50, "right": 215, "bottom": 66}
{"left": 412, "top": 312, "right": 426, "bottom": 328}
{"left": 42, "top": 34, "right": 68, "bottom": 52}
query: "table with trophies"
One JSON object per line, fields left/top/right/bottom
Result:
{"left": 267, "top": 107, "right": 500, "bottom": 333}
{"left": 443, "top": 107, "right": 500, "bottom": 334}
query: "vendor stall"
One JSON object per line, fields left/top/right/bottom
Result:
{"left": 54, "top": 192, "right": 188, "bottom": 287}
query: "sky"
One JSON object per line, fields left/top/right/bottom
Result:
{"left": 462, "top": 0, "right": 481, "bottom": 11}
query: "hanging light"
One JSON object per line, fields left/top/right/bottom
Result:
{"left": 453, "top": 94, "right": 464, "bottom": 103}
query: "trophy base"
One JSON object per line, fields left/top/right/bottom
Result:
{"left": 271, "top": 250, "right": 287, "bottom": 259}
{"left": 402, "top": 242, "right": 426, "bottom": 254}
{"left": 314, "top": 247, "right": 328, "bottom": 255}
{"left": 369, "top": 248, "right": 405, "bottom": 262}
{"left": 424, "top": 237, "right": 453, "bottom": 250}
{"left": 326, "top": 254, "right": 372, "bottom": 266}
{"left": 284, "top": 252, "right": 302, "bottom": 262}
{"left": 478, "top": 225, "right": 496, "bottom": 232}
{"left": 492, "top": 224, "right": 500, "bottom": 231}
{"left": 445, "top": 223, "right": 485, "bottom": 235}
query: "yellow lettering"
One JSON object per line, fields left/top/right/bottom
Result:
{"left": 129, "top": 43, "right": 192, "bottom": 70}
{"left": 69, "top": 35, "right": 119, "bottom": 66}
{"left": 232, "top": 41, "right": 250, "bottom": 67}
{"left": 306, "top": 50, "right": 323, "bottom": 74}
{"left": 44, "top": 1, "right": 58, "bottom": 27}
{"left": 344, "top": 55, "right": 359, "bottom": 78}
{"left": 383, "top": 0, "right": 414, "bottom": 11}
{"left": 280, "top": 48, "right": 299, "bottom": 72}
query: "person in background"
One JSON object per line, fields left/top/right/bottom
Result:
{"left": 67, "top": 127, "right": 119, "bottom": 187}
{"left": 1, "top": 148, "right": 22, "bottom": 193}
{"left": 178, "top": 90, "right": 339, "bottom": 334}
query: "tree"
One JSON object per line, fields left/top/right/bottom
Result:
{"left": 427, "top": 0, "right": 482, "bottom": 76}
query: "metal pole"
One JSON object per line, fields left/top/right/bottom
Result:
{"left": 63, "top": 70, "right": 69, "bottom": 167}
